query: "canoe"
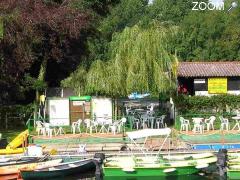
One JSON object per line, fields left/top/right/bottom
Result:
{"left": 6, "top": 130, "right": 28, "bottom": 149}
{"left": 162, "top": 152, "right": 214, "bottom": 160}
{"left": 104, "top": 156, "right": 217, "bottom": 177}
{"left": 0, "top": 157, "right": 39, "bottom": 167}
{"left": 20, "top": 158, "right": 97, "bottom": 179}
{"left": 0, "top": 148, "right": 24, "bottom": 155}
{"left": 0, "top": 130, "right": 28, "bottom": 155}
{"left": 0, "top": 174, "right": 19, "bottom": 180}
{"left": 227, "top": 165, "right": 240, "bottom": 179}
{"left": 0, "top": 159, "right": 62, "bottom": 175}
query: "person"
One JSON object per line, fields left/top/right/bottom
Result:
{"left": 178, "top": 84, "right": 188, "bottom": 94}
{"left": 39, "top": 94, "right": 46, "bottom": 118}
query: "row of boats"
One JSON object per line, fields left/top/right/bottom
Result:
{"left": 1, "top": 151, "right": 240, "bottom": 179}
{"left": 1, "top": 128, "right": 240, "bottom": 179}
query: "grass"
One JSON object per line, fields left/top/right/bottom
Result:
{"left": 0, "top": 129, "right": 26, "bottom": 142}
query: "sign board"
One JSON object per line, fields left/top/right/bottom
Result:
{"left": 49, "top": 99, "right": 70, "bottom": 126}
{"left": 194, "top": 79, "right": 205, "bottom": 84}
{"left": 92, "top": 97, "right": 112, "bottom": 124}
{"left": 72, "top": 101, "right": 84, "bottom": 106}
{"left": 208, "top": 78, "right": 227, "bottom": 94}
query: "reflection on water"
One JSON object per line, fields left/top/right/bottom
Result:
{"left": 47, "top": 173, "right": 226, "bottom": 180}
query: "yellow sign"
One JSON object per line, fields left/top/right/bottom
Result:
{"left": 208, "top": 78, "right": 227, "bottom": 94}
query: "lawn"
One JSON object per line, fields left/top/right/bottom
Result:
{"left": 0, "top": 129, "right": 26, "bottom": 142}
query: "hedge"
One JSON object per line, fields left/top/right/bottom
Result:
{"left": 173, "top": 94, "right": 240, "bottom": 114}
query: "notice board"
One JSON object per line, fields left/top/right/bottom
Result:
{"left": 49, "top": 98, "right": 70, "bottom": 126}
{"left": 208, "top": 78, "right": 227, "bottom": 94}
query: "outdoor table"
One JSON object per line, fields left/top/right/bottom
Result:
{"left": 232, "top": 116, "right": 240, "bottom": 130}
{"left": 192, "top": 118, "right": 204, "bottom": 133}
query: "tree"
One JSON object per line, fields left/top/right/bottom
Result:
{"left": 0, "top": 0, "right": 91, "bottom": 104}
{"left": 63, "top": 22, "right": 178, "bottom": 97}
{"left": 175, "top": 5, "right": 240, "bottom": 61}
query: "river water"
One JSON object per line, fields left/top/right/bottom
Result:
{"left": 56, "top": 172, "right": 226, "bottom": 180}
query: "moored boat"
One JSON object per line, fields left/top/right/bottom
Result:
{"left": 227, "top": 165, "right": 240, "bottom": 179}
{"left": 20, "top": 158, "right": 99, "bottom": 179}
{"left": 103, "top": 128, "right": 217, "bottom": 177}
{"left": 0, "top": 157, "right": 39, "bottom": 167}
{"left": 0, "top": 159, "right": 62, "bottom": 176}
{"left": 104, "top": 155, "right": 217, "bottom": 177}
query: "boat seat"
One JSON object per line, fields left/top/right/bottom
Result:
{"left": 122, "top": 167, "right": 135, "bottom": 172}
{"left": 163, "top": 168, "right": 176, "bottom": 173}
{"left": 49, "top": 167, "right": 59, "bottom": 171}
{"left": 195, "top": 163, "right": 209, "bottom": 169}
{"left": 68, "top": 164, "right": 77, "bottom": 168}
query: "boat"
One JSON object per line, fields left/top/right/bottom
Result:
{"left": 0, "top": 130, "right": 28, "bottom": 155}
{"left": 20, "top": 158, "right": 99, "bottom": 179}
{"left": 103, "top": 128, "right": 217, "bottom": 177}
{"left": 6, "top": 130, "right": 28, "bottom": 150}
{"left": 0, "top": 159, "right": 62, "bottom": 176}
{"left": 227, "top": 152, "right": 240, "bottom": 179}
{"left": 0, "top": 157, "right": 39, "bottom": 167}
{"left": 227, "top": 164, "right": 240, "bottom": 179}
{"left": 0, "top": 148, "right": 25, "bottom": 155}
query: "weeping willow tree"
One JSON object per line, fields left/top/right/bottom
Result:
{"left": 62, "top": 65, "right": 87, "bottom": 96}
{"left": 62, "top": 22, "right": 178, "bottom": 97}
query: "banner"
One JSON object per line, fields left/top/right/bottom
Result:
{"left": 208, "top": 78, "right": 227, "bottom": 94}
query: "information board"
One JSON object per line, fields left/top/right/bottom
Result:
{"left": 49, "top": 99, "right": 70, "bottom": 126}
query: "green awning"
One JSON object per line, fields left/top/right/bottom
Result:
{"left": 69, "top": 96, "right": 91, "bottom": 101}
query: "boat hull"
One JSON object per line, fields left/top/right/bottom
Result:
{"left": 104, "top": 166, "right": 199, "bottom": 177}
{"left": 227, "top": 170, "right": 240, "bottom": 179}
{"left": 21, "top": 159, "right": 96, "bottom": 179}
{"left": 0, "top": 159, "right": 62, "bottom": 175}
{"left": 104, "top": 155, "right": 217, "bottom": 177}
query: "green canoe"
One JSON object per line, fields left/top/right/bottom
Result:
{"left": 103, "top": 156, "right": 217, "bottom": 177}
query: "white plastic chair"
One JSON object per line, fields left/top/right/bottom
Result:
{"left": 71, "top": 119, "right": 82, "bottom": 134}
{"left": 205, "top": 116, "right": 216, "bottom": 131}
{"left": 44, "top": 123, "right": 53, "bottom": 137}
{"left": 133, "top": 118, "right": 140, "bottom": 130}
{"left": 117, "top": 118, "right": 127, "bottom": 133}
{"left": 192, "top": 119, "right": 204, "bottom": 134}
{"left": 179, "top": 117, "right": 190, "bottom": 132}
{"left": 35, "top": 121, "right": 46, "bottom": 136}
{"left": 219, "top": 116, "right": 229, "bottom": 131}
{"left": 84, "top": 119, "right": 98, "bottom": 134}
{"left": 108, "top": 121, "right": 119, "bottom": 135}
{"left": 155, "top": 115, "right": 166, "bottom": 129}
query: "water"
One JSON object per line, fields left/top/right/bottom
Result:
{"left": 53, "top": 172, "right": 226, "bottom": 180}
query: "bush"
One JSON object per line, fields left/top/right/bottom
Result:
{"left": 173, "top": 94, "right": 240, "bottom": 114}
{"left": 0, "top": 104, "right": 34, "bottom": 130}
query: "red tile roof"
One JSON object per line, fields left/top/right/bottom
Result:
{"left": 178, "top": 62, "right": 240, "bottom": 77}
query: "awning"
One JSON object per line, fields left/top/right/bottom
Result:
{"left": 126, "top": 128, "right": 171, "bottom": 140}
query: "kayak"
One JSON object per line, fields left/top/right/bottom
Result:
{"left": 6, "top": 130, "right": 28, "bottom": 149}
{"left": 0, "top": 130, "right": 28, "bottom": 155}
{"left": 0, "top": 148, "right": 24, "bottom": 155}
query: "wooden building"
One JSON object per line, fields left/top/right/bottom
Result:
{"left": 177, "top": 62, "right": 240, "bottom": 96}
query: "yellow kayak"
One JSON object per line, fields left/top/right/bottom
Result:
{"left": 0, "top": 129, "right": 29, "bottom": 155}
{"left": 0, "top": 148, "right": 24, "bottom": 155}
{"left": 6, "top": 130, "right": 29, "bottom": 149}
